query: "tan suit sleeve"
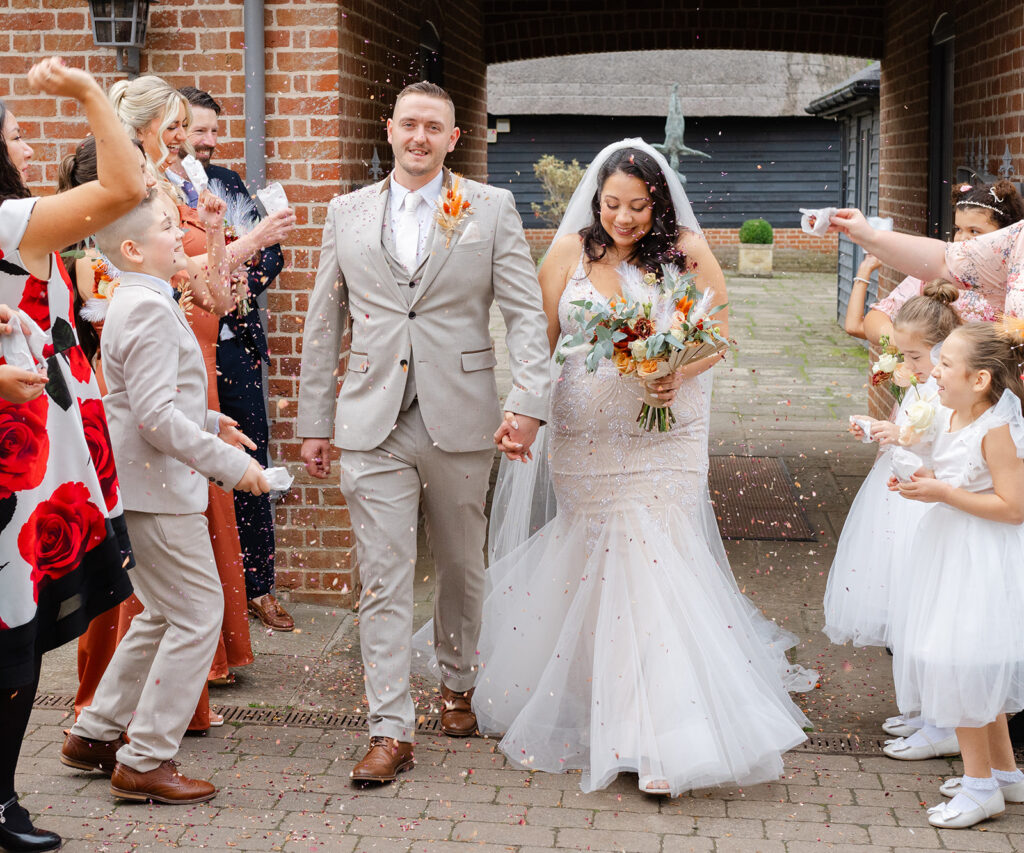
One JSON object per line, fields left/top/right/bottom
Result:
{"left": 119, "top": 299, "right": 252, "bottom": 489}
{"left": 491, "top": 190, "right": 552, "bottom": 422}
{"left": 297, "top": 203, "right": 349, "bottom": 439}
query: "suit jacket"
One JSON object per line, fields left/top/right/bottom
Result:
{"left": 100, "top": 272, "right": 252, "bottom": 514}
{"left": 206, "top": 163, "right": 283, "bottom": 363}
{"left": 297, "top": 171, "right": 551, "bottom": 453}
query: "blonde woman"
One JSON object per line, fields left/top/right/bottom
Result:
{"left": 105, "top": 75, "right": 295, "bottom": 730}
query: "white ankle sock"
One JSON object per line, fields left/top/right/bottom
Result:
{"left": 993, "top": 768, "right": 1024, "bottom": 785}
{"left": 947, "top": 774, "right": 999, "bottom": 813}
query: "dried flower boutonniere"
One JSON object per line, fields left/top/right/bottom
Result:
{"left": 434, "top": 174, "right": 472, "bottom": 248}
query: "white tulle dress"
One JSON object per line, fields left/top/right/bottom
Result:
{"left": 823, "top": 380, "right": 940, "bottom": 647}
{"left": 890, "top": 389, "right": 1024, "bottom": 729}
{"left": 445, "top": 261, "right": 811, "bottom": 795}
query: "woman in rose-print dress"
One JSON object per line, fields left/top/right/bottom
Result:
{"left": 0, "top": 59, "right": 144, "bottom": 851}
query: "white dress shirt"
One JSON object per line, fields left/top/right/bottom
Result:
{"left": 388, "top": 170, "right": 444, "bottom": 266}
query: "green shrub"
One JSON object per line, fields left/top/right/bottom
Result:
{"left": 738, "top": 218, "right": 773, "bottom": 244}
{"left": 531, "top": 154, "right": 586, "bottom": 227}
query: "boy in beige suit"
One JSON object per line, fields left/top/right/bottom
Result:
{"left": 60, "top": 192, "right": 269, "bottom": 804}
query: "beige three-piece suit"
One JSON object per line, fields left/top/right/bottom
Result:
{"left": 297, "top": 170, "right": 551, "bottom": 739}
{"left": 72, "top": 272, "right": 251, "bottom": 771}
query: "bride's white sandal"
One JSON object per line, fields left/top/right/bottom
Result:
{"left": 639, "top": 777, "right": 671, "bottom": 796}
{"left": 927, "top": 787, "right": 1004, "bottom": 828}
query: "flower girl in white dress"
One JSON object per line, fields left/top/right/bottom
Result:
{"left": 824, "top": 281, "right": 960, "bottom": 756}
{"left": 416, "top": 140, "right": 814, "bottom": 798}
{"left": 889, "top": 322, "right": 1024, "bottom": 829}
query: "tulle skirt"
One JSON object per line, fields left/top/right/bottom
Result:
{"left": 470, "top": 503, "right": 809, "bottom": 795}
{"left": 890, "top": 504, "right": 1024, "bottom": 728}
{"left": 822, "top": 451, "right": 929, "bottom": 647}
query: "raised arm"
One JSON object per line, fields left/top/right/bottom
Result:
{"left": 829, "top": 209, "right": 950, "bottom": 282}
{"left": 19, "top": 59, "right": 145, "bottom": 277}
{"left": 843, "top": 254, "right": 882, "bottom": 339}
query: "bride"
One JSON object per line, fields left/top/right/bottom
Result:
{"left": 418, "top": 139, "right": 813, "bottom": 796}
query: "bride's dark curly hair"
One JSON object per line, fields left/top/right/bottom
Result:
{"left": 0, "top": 99, "right": 31, "bottom": 203}
{"left": 579, "top": 147, "right": 685, "bottom": 273}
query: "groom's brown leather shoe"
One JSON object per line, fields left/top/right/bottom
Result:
{"left": 350, "top": 737, "right": 414, "bottom": 783}
{"left": 60, "top": 731, "right": 127, "bottom": 776}
{"left": 110, "top": 760, "right": 217, "bottom": 804}
{"left": 440, "top": 684, "right": 478, "bottom": 737}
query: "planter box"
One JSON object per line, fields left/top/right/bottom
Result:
{"left": 737, "top": 242, "right": 773, "bottom": 276}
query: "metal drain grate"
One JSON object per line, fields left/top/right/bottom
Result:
{"left": 36, "top": 693, "right": 889, "bottom": 754}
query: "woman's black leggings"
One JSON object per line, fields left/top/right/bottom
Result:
{"left": 0, "top": 658, "right": 41, "bottom": 801}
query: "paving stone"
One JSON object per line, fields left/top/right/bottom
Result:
{"left": 867, "top": 824, "right": 943, "bottom": 847}
{"left": 524, "top": 805, "right": 593, "bottom": 827}
{"left": 397, "top": 781, "right": 497, "bottom": 804}
{"left": 283, "top": 835, "right": 358, "bottom": 853}
{"left": 452, "top": 819, "right": 554, "bottom": 845}
{"left": 659, "top": 837, "right": 715, "bottom": 853}
{"left": 346, "top": 816, "right": 453, "bottom": 840}
{"left": 935, "top": 828, "right": 1014, "bottom": 852}
{"left": 690, "top": 816, "right": 766, "bottom": 839}
{"left": 764, "top": 819, "right": 870, "bottom": 844}
{"left": 724, "top": 800, "right": 826, "bottom": 821}
{"left": 556, "top": 826, "right": 662, "bottom": 852}
{"left": 427, "top": 801, "right": 526, "bottom": 823}
{"left": 711, "top": 840, "right": 782, "bottom": 853}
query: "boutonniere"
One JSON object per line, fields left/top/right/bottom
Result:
{"left": 78, "top": 255, "right": 121, "bottom": 323}
{"left": 434, "top": 173, "right": 473, "bottom": 248}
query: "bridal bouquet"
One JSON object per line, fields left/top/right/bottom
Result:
{"left": 557, "top": 263, "right": 729, "bottom": 431}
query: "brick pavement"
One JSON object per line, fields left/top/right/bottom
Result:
{"left": 25, "top": 272, "right": 1010, "bottom": 852}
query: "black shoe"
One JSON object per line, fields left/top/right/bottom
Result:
{"left": 0, "top": 795, "right": 61, "bottom": 852}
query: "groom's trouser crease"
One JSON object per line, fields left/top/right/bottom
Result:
{"left": 340, "top": 401, "right": 493, "bottom": 740}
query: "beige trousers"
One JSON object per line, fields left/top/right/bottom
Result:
{"left": 340, "top": 402, "right": 494, "bottom": 740}
{"left": 71, "top": 510, "right": 223, "bottom": 772}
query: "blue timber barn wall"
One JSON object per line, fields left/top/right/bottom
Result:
{"left": 486, "top": 115, "right": 843, "bottom": 229}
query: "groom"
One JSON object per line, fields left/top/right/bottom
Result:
{"left": 298, "top": 82, "right": 551, "bottom": 783}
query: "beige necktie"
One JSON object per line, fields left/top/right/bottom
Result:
{"left": 396, "top": 191, "right": 421, "bottom": 272}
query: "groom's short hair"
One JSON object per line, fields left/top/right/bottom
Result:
{"left": 394, "top": 81, "right": 454, "bottom": 122}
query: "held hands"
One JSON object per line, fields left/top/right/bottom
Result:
{"left": 27, "top": 57, "right": 98, "bottom": 101}
{"left": 217, "top": 415, "right": 257, "bottom": 451}
{"left": 493, "top": 412, "right": 541, "bottom": 463}
{"left": 236, "top": 458, "right": 270, "bottom": 496}
{"left": 301, "top": 437, "right": 333, "bottom": 479}
{"left": 198, "top": 190, "right": 228, "bottom": 230}
{"left": 252, "top": 208, "right": 297, "bottom": 249}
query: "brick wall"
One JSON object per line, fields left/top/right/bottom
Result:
{"left": 0, "top": 0, "right": 485, "bottom": 606}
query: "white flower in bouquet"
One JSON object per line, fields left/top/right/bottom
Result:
{"left": 873, "top": 352, "right": 899, "bottom": 374}
{"left": 903, "top": 397, "right": 936, "bottom": 432}
{"left": 629, "top": 338, "right": 648, "bottom": 361}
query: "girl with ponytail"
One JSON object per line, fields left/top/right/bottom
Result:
{"left": 825, "top": 279, "right": 962, "bottom": 752}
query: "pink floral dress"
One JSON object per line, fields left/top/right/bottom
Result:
{"left": 945, "top": 221, "right": 1024, "bottom": 318}
{"left": 0, "top": 197, "right": 132, "bottom": 688}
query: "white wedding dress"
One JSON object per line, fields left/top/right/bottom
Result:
{"left": 439, "top": 257, "right": 812, "bottom": 795}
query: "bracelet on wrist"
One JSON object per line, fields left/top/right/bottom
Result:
{"left": 853, "top": 276, "right": 871, "bottom": 286}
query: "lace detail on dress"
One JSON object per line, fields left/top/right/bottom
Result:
{"left": 550, "top": 256, "right": 709, "bottom": 550}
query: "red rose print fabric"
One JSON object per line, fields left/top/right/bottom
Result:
{"left": 78, "top": 398, "right": 119, "bottom": 511}
{"left": 0, "top": 394, "right": 49, "bottom": 501}
{"left": 19, "top": 481, "right": 107, "bottom": 602}
{"left": 18, "top": 274, "right": 49, "bottom": 332}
